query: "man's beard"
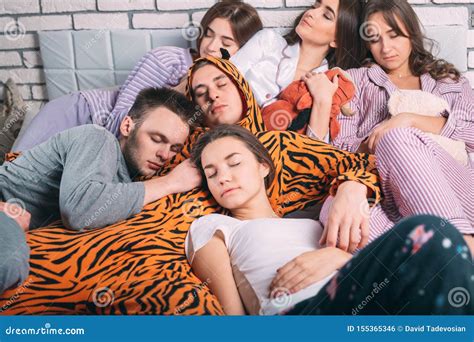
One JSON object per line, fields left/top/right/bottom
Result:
{"left": 122, "top": 129, "right": 144, "bottom": 179}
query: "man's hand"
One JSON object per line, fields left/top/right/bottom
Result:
{"left": 320, "top": 181, "right": 370, "bottom": 253}
{"left": 165, "top": 159, "right": 202, "bottom": 194}
{"left": 269, "top": 247, "right": 351, "bottom": 295}
{"left": 0, "top": 201, "right": 31, "bottom": 232}
{"left": 143, "top": 159, "right": 202, "bottom": 206}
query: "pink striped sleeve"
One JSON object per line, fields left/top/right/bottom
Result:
{"left": 112, "top": 47, "right": 193, "bottom": 114}
{"left": 331, "top": 68, "right": 367, "bottom": 152}
{"left": 104, "top": 47, "right": 193, "bottom": 134}
{"left": 439, "top": 77, "right": 474, "bottom": 153}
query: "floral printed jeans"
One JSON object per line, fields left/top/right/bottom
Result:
{"left": 287, "top": 215, "right": 474, "bottom": 315}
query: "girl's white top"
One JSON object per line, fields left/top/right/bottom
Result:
{"left": 185, "top": 214, "right": 336, "bottom": 315}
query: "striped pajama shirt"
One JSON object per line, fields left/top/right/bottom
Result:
{"left": 14, "top": 46, "right": 194, "bottom": 150}
{"left": 320, "top": 64, "right": 474, "bottom": 242}
{"left": 95, "top": 46, "right": 193, "bottom": 135}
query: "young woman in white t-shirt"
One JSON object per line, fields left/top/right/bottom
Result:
{"left": 185, "top": 124, "right": 474, "bottom": 315}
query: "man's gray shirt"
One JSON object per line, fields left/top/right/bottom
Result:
{"left": 0, "top": 125, "right": 145, "bottom": 230}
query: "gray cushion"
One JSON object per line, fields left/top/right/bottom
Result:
{"left": 39, "top": 29, "right": 190, "bottom": 100}
{"left": 38, "top": 26, "right": 467, "bottom": 101}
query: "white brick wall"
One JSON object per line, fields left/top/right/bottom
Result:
{"left": 18, "top": 15, "right": 73, "bottom": 31}
{"left": 73, "top": 13, "right": 129, "bottom": 29}
{"left": 0, "top": 0, "right": 39, "bottom": 14}
{"left": 98, "top": 0, "right": 155, "bottom": 11}
{"left": 0, "top": 0, "right": 473, "bottom": 105}
{"left": 41, "top": 0, "right": 96, "bottom": 13}
{"left": 132, "top": 13, "right": 189, "bottom": 29}
{"left": 0, "top": 51, "right": 22, "bottom": 67}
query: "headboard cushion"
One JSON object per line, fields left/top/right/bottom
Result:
{"left": 39, "top": 29, "right": 190, "bottom": 100}
{"left": 39, "top": 26, "right": 467, "bottom": 100}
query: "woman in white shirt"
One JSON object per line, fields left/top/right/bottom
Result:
{"left": 185, "top": 124, "right": 474, "bottom": 315}
{"left": 230, "top": 0, "right": 366, "bottom": 140}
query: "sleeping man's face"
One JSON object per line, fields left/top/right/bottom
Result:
{"left": 191, "top": 64, "right": 244, "bottom": 128}
{"left": 120, "top": 107, "right": 189, "bottom": 177}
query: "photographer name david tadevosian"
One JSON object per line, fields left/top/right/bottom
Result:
{"left": 405, "top": 325, "right": 466, "bottom": 333}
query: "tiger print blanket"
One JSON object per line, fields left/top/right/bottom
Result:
{"left": 0, "top": 57, "right": 380, "bottom": 315}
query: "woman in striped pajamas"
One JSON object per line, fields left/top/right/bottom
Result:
{"left": 316, "top": 0, "right": 474, "bottom": 253}
{"left": 13, "top": 1, "right": 263, "bottom": 151}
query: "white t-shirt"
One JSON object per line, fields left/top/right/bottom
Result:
{"left": 185, "top": 214, "right": 336, "bottom": 315}
{"left": 231, "top": 28, "right": 329, "bottom": 108}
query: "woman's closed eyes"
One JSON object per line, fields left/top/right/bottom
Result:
{"left": 207, "top": 161, "right": 242, "bottom": 179}
{"left": 312, "top": 0, "right": 335, "bottom": 21}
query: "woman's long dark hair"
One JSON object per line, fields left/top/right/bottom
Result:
{"left": 362, "top": 0, "right": 460, "bottom": 81}
{"left": 284, "top": 0, "right": 366, "bottom": 70}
